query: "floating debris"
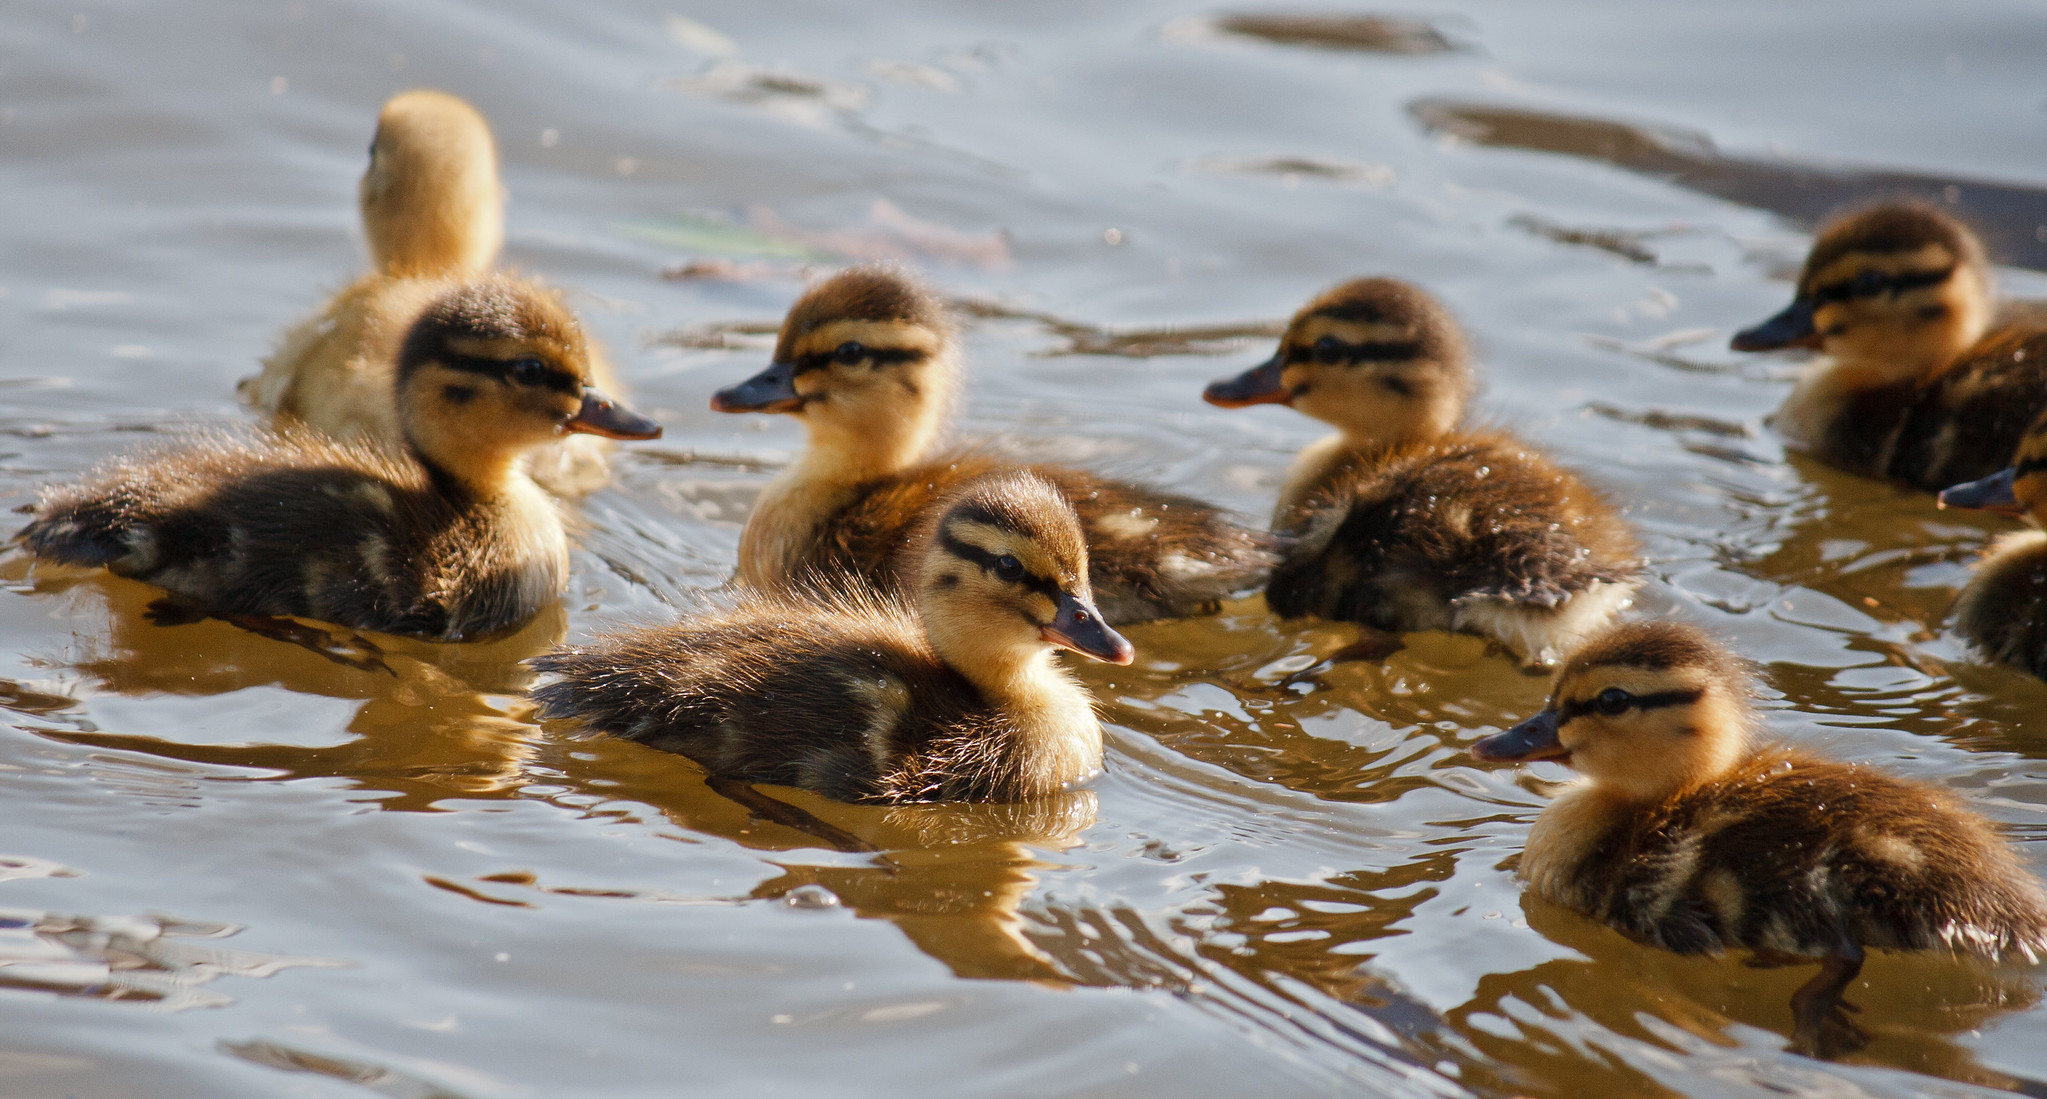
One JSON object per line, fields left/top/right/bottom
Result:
{"left": 1169, "top": 12, "right": 1454, "bottom": 54}
{"left": 1188, "top": 154, "right": 1394, "bottom": 188}
{"left": 1412, "top": 97, "right": 2047, "bottom": 272}
{"left": 0, "top": 907, "right": 346, "bottom": 1010}
{"left": 1508, "top": 213, "right": 1664, "bottom": 264}
{"left": 663, "top": 60, "right": 870, "bottom": 127}
{"left": 633, "top": 200, "right": 1010, "bottom": 270}
{"left": 1586, "top": 402, "right": 1752, "bottom": 439}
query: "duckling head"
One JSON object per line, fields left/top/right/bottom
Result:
{"left": 1205, "top": 277, "right": 1471, "bottom": 450}
{"left": 1940, "top": 407, "right": 2047, "bottom": 523}
{"left": 713, "top": 266, "right": 956, "bottom": 478}
{"left": 1473, "top": 620, "right": 1756, "bottom": 805}
{"left": 396, "top": 279, "right": 661, "bottom": 493}
{"left": 1732, "top": 202, "right": 1991, "bottom": 385}
{"left": 916, "top": 472, "right": 1135, "bottom": 684}
{"left": 359, "top": 90, "right": 504, "bottom": 279}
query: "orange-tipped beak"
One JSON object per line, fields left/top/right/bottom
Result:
{"left": 1471, "top": 710, "right": 1571, "bottom": 764}
{"left": 1730, "top": 298, "right": 1821, "bottom": 352}
{"left": 712, "top": 360, "right": 804, "bottom": 414}
{"left": 1203, "top": 353, "right": 1290, "bottom": 408}
{"left": 1938, "top": 467, "right": 2025, "bottom": 516}
{"left": 565, "top": 388, "right": 663, "bottom": 440}
{"left": 1042, "top": 592, "right": 1134, "bottom": 665}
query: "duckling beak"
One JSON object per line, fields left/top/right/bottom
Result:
{"left": 565, "top": 388, "right": 663, "bottom": 440}
{"left": 1042, "top": 592, "right": 1135, "bottom": 665}
{"left": 712, "top": 360, "right": 804, "bottom": 414}
{"left": 1730, "top": 298, "right": 1821, "bottom": 352}
{"left": 1938, "top": 467, "right": 2025, "bottom": 515}
{"left": 1471, "top": 710, "right": 1570, "bottom": 764}
{"left": 1203, "top": 353, "right": 1290, "bottom": 408}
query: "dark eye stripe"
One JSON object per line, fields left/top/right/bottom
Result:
{"left": 935, "top": 528, "right": 1062, "bottom": 603}
{"left": 1810, "top": 265, "right": 1953, "bottom": 306}
{"left": 437, "top": 352, "right": 580, "bottom": 395}
{"left": 1557, "top": 688, "right": 1703, "bottom": 722}
{"left": 2015, "top": 456, "right": 2047, "bottom": 478}
{"left": 794, "top": 346, "right": 929, "bottom": 373}
{"left": 1290, "top": 340, "right": 1421, "bottom": 365}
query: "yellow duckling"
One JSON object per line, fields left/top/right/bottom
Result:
{"left": 1732, "top": 201, "right": 2047, "bottom": 489}
{"left": 1938, "top": 407, "right": 2047, "bottom": 679}
{"left": 20, "top": 280, "right": 661, "bottom": 641}
{"left": 531, "top": 471, "right": 1134, "bottom": 803}
{"left": 243, "top": 89, "right": 623, "bottom": 496}
{"left": 712, "top": 266, "right": 1276, "bottom": 625}
{"left": 1204, "top": 277, "right": 1639, "bottom": 667}
{"left": 1474, "top": 619, "right": 2047, "bottom": 1057}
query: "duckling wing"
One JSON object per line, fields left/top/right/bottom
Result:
{"left": 1270, "top": 437, "right": 1638, "bottom": 622}
{"left": 1892, "top": 329, "right": 2047, "bottom": 488}
{"left": 530, "top": 598, "right": 986, "bottom": 803}
{"left": 21, "top": 436, "right": 464, "bottom": 633}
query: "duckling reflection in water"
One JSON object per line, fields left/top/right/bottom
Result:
{"left": 531, "top": 472, "right": 1134, "bottom": 803}
{"left": 712, "top": 265, "right": 1276, "bottom": 625}
{"left": 1939, "top": 407, "right": 2047, "bottom": 680}
{"left": 1732, "top": 201, "right": 2047, "bottom": 490}
{"left": 1205, "top": 277, "right": 1639, "bottom": 667}
{"left": 17, "top": 280, "right": 661, "bottom": 642}
{"left": 1473, "top": 619, "right": 2047, "bottom": 1057}
{"left": 244, "top": 90, "right": 628, "bottom": 496}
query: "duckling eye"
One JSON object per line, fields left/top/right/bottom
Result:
{"left": 1594, "top": 687, "right": 1634, "bottom": 716}
{"left": 507, "top": 358, "right": 550, "bottom": 386}
{"left": 994, "top": 554, "right": 1025, "bottom": 581}
{"left": 833, "top": 341, "right": 867, "bottom": 366}
{"left": 1312, "top": 336, "right": 1347, "bottom": 365}
{"left": 1852, "top": 269, "right": 1888, "bottom": 297}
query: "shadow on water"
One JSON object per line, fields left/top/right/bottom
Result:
{"left": 1409, "top": 98, "right": 2047, "bottom": 271}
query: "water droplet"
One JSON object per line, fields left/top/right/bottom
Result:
{"left": 783, "top": 884, "right": 840, "bottom": 910}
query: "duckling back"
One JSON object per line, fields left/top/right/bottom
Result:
{"left": 1207, "top": 277, "right": 1639, "bottom": 665}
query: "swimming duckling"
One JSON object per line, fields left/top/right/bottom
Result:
{"left": 1204, "top": 277, "right": 1639, "bottom": 667}
{"left": 1938, "top": 408, "right": 2047, "bottom": 680}
{"left": 243, "top": 90, "right": 623, "bottom": 496}
{"left": 20, "top": 279, "right": 661, "bottom": 641}
{"left": 712, "top": 266, "right": 1275, "bottom": 625}
{"left": 1474, "top": 619, "right": 2047, "bottom": 1057}
{"left": 530, "top": 471, "right": 1134, "bottom": 803}
{"left": 1732, "top": 201, "right": 2047, "bottom": 489}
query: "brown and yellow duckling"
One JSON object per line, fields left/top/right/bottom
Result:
{"left": 1732, "top": 201, "right": 2047, "bottom": 489}
{"left": 1474, "top": 619, "right": 2047, "bottom": 1056}
{"left": 19, "top": 280, "right": 661, "bottom": 641}
{"left": 712, "top": 265, "right": 1276, "bottom": 625}
{"left": 1204, "top": 277, "right": 1639, "bottom": 667}
{"left": 530, "top": 471, "right": 1134, "bottom": 803}
{"left": 1939, "top": 407, "right": 2047, "bottom": 680}
{"left": 243, "top": 89, "right": 624, "bottom": 496}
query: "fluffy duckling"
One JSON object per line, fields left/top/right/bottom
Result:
{"left": 1938, "top": 407, "right": 2047, "bottom": 679}
{"left": 243, "top": 90, "right": 623, "bottom": 496}
{"left": 1474, "top": 619, "right": 2047, "bottom": 1057}
{"left": 713, "top": 266, "right": 1275, "bottom": 625}
{"left": 20, "top": 280, "right": 661, "bottom": 641}
{"left": 1732, "top": 201, "right": 2047, "bottom": 489}
{"left": 530, "top": 472, "right": 1135, "bottom": 804}
{"left": 1204, "top": 277, "right": 1639, "bottom": 667}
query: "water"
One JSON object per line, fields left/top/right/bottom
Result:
{"left": 4, "top": 0, "right": 2047, "bottom": 1094}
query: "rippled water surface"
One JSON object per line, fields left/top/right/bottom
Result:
{"left": 6, "top": 1, "right": 2047, "bottom": 1095}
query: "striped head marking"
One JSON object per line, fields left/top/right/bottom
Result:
{"left": 1474, "top": 620, "right": 1753, "bottom": 804}
{"left": 712, "top": 266, "right": 953, "bottom": 428}
{"left": 1205, "top": 277, "right": 1471, "bottom": 448}
{"left": 1732, "top": 202, "right": 1991, "bottom": 383}
{"left": 920, "top": 473, "right": 1133, "bottom": 667}
{"left": 398, "top": 280, "right": 659, "bottom": 482}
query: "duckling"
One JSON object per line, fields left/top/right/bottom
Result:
{"left": 19, "top": 279, "right": 661, "bottom": 641}
{"left": 1204, "top": 277, "right": 1639, "bottom": 667}
{"left": 242, "top": 90, "right": 624, "bottom": 496}
{"left": 530, "top": 471, "right": 1134, "bottom": 804}
{"left": 1732, "top": 201, "right": 2047, "bottom": 489}
{"left": 1473, "top": 619, "right": 2047, "bottom": 1057}
{"left": 1938, "top": 408, "right": 2047, "bottom": 679}
{"left": 712, "top": 266, "right": 1275, "bottom": 625}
